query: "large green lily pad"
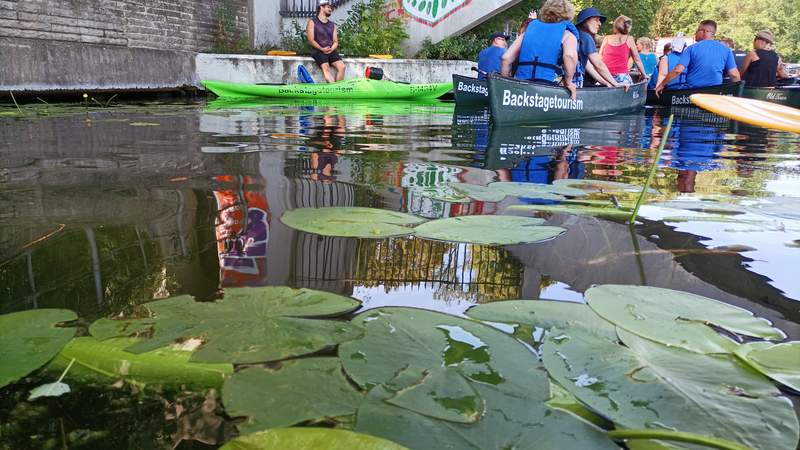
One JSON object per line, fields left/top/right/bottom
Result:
{"left": 488, "top": 181, "right": 586, "bottom": 199}
{"left": 553, "top": 179, "right": 654, "bottom": 194}
{"left": 0, "top": 309, "right": 77, "bottom": 388}
{"left": 734, "top": 341, "right": 800, "bottom": 392}
{"left": 650, "top": 200, "right": 746, "bottom": 215}
{"left": 48, "top": 337, "right": 232, "bottom": 388}
{"left": 585, "top": 285, "right": 784, "bottom": 354}
{"left": 280, "top": 207, "right": 425, "bottom": 238}
{"left": 219, "top": 428, "right": 410, "bottom": 450}
{"left": 466, "top": 300, "right": 616, "bottom": 338}
{"left": 413, "top": 215, "right": 565, "bottom": 245}
{"left": 747, "top": 197, "right": 800, "bottom": 220}
{"left": 383, "top": 366, "right": 484, "bottom": 424}
{"left": 449, "top": 183, "right": 506, "bottom": 202}
{"left": 90, "top": 287, "right": 363, "bottom": 364}
{"left": 508, "top": 204, "right": 633, "bottom": 219}
{"left": 541, "top": 327, "right": 799, "bottom": 450}
{"left": 222, "top": 358, "right": 363, "bottom": 433}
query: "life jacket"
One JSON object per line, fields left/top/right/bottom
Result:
{"left": 515, "top": 20, "right": 579, "bottom": 83}
{"left": 648, "top": 51, "right": 687, "bottom": 90}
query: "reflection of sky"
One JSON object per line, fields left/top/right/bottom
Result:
{"left": 352, "top": 284, "right": 476, "bottom": 316}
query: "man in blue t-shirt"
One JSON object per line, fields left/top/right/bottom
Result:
{"left": 655, "top": 20, "right": 740, "bottom": 95}
{"left": 476, "top": 32, "right": 508, "bottom": 79}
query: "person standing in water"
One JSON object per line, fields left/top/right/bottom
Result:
{"left": 307, "top": 0, "right": 346, "bottom": 83}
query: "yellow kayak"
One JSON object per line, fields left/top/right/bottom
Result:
{"left": 690, "top": 93, "right": 800, "bottom": 133}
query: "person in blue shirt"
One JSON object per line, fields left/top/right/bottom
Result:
{"left": 574, "top": 7, "right": 623, "bottom": 88}
{"left": 655, "top": 20, "right": 740, "bottom": 96}
{"left": 476, "top": 32, "right": 509, "bottom": 79}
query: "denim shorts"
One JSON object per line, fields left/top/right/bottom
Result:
{"left": 612, "top": 73, "right": 633, "bottom": 85}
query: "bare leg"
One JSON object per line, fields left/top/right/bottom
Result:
{"left": 332, "top": 60, "right": 346, "bottom": 81}
{"left": 319, "top": 62, "right": 335, "bottom": 83}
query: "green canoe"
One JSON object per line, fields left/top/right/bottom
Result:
{"left": 202, "top": 78, "right": 453, "bottom": 100}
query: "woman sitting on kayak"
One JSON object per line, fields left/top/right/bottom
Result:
{"left": 500, "top": 0, "right": 579, "bottom": 100}
{"left": 740, "top": 30, "right": 790, "bottom": 87}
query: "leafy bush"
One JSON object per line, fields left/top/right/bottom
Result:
{"left": 415, "top": 35, "right": 487, "bottom": 61}
{"left": 212, "top": 0, "right": 251, "bottom": 54}
{"left": 279, "top": 20, "right": 313, "bottom": 55}
{"left": 338, "top": 0, "right": 409, "bottom": 57}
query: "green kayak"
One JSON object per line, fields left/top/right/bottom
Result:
{"left": 202, "top": 78, "right": 453, "bottom": 100}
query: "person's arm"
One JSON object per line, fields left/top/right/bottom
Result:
{"left": 655, "top": 64, "right": 685, "bottom": 96}
{"left": 777, "top": 57, "right": 790, "bottom": 79}
{"left": 724, "top": 49, "right": 740, "bottom": 82}
{"left": 587, "top": 53, "right": 621, "bottom": 87}
{"left": 628, "top": 36, "right": 648, "bottom": 80}
{"left": 739, "top": 50, "right": 757, "bottom": 77}
{"left": 501, "top": 33, "right": 523, "bottom": 77}
{"left": 306, "top": 21, "right": 326, "bottom": 52}
{"left": 329, "top": 27, "right": 339, "bottom": 53}
{"left": 727, "top": 68, "right": 741, "bottom": 82}
{"left": 657, "top": 56, "right": 669, "bottom": 86}
{"left": 561, "top": 31, "right": 578, "bottom": 100}
{"left": 584, "top": 61, "right": 609, "bottom": 86}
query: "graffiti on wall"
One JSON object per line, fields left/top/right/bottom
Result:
{"left": 397, "top": 0, "right": 471, "bottom": 26}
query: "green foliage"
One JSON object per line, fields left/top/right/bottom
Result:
{"left": 279, "top": 20, "right": 313, "bottom": 55}
{"left": 572, "top": 0, "right": 661, "bottom": 38}
{"left": 415, "top": 35, "right": 486, "bottom": 60}
{"left": 338, "top": 0, "right": 409, "bottom": 57}
{"left": 212, "top": 0, "right": 252, "bottom": 54}
{"left": 651, "top": 0, "right": 800, "bottom": 62}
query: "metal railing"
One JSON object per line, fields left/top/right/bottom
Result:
{"left": 279, "top": 0, "right": 351, "bottom": 18}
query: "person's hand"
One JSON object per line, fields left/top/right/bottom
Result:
{"left": 655, "top": 84, "right": 664, "bottom": 98}
{"left": 564, "top": 81, "right": 577, "bottom": 101}
{"left": 322, "top": 46, "right": 333, "bottom": 54}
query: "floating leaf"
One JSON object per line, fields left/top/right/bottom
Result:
{"left": 219, "top": 428, "right": 410, "bottom": 450}
{"left": 509, "top": 203, "right": 633, "bottom": 219}
{"left": 281, "top": 207, "right": 424, "bottom": 238}
{"left": 385, "top": 366, "right": 484, "bottom": 424}
{"left": 586, "top": 285, "right": 784, "bottom": 354}
{"left": 489, "top": 181, "right": 586, "bottom": 199}
{"left": 553, "top": 179, "right": 654, "bottom": 194}
{"left": 222, "top": 358, "right": 363, "bottom": 433}
{"left": 449, "top": 183, "right": 506, "bottom": 202}
{"left": 28, "top": 381, "right": 70, "bottom": 400}
{"left": 542, "top": 327, "right": 799, "bottom": 450}
{"left": 650, "top": 200, "right": 746, "bottom": 215}
{"left": 747, "top": 197, "right": 800, "bottom": 220}
{"left": 47, "top": 337, "right": 232, "bottom": 388}
{"left": 734, "top": 341, "right": 800, "bottom": 392}
{"left": 0, "top": 309, "right": 77, "bottom": 388}
{"left": 91, "top": 287, "right": 362, "bottom": 364}
{"left": 413, "top": 215, "right": 564, "bottom": 245}
{"left": 466, "top": 300, "right": 616, "bottom": 338}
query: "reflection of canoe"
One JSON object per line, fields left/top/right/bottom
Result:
{"left": 201, "top": 78, "right": 453, "bottom": 99}
{"left": 690, "top": 94, "right": 800, "bottom": 133}
{"left": 453, "top": 74, "right": 489, "bottom": 106}
{"left": 646, "top": 82, "right": 743, "bottom": 107}
{"left": 205, "top": 97, "right": 454, "bottom": 117}
{"left": 488, "top": 74, "right": 647, "bottom": 126}
{"left": 742, "top": 85, "right": 800, "bottom": 108}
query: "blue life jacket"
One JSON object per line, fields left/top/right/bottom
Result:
{"left": 515, "top": 20, "right": 579, "bottom": 83}
{"left": 648, "top": 52, "right": 687, "bottom": 89}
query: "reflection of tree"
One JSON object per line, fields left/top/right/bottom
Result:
{"left": 352, "top": 237, "right": 522, "bottom": 302}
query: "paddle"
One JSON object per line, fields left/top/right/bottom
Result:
{"left": 690, "top": 94, "right": 800, "bottom": 133}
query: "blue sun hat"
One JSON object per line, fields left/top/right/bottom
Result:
{"left": 576, "top": 7, "right": 607, "bottom": 26}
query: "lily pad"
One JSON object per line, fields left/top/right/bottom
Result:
{"left": 28, "top": 381, "right": 70, "bottom": 400}
{"left": 650, "top": 200, "right": 746, "bottom": 215}
{"left": 47, "top": 337, "right": 233, "bottom": 388}
{"left": 541, "top": 327, "right": 800, "bottom": 450}
{"left": 553, "top": 179, "right": 655, "bottom": 194}
{"left": 734, "top": 341, "right": 800, "bottom": 392}
{"left": 449, "top": 183, "right": 506, "bottom": 202}
{"left": 413, "top": 215, "right": 565, "bottom": 245}
{"left": 509, "top": 204, "right": 633, "bottom": 219}
{"left": 585, "top": 285, "right": 784, "bottom": 354}
{"left": 385, "top": 366, "right": 484, "bottom": 424}
{"left": 280, "top": 207, "right": 424, "bottom": 238}
{"left": 0, "top": 309, "right": 77, "bottom": 388}
{"left": 747, "top": 197, "right": 800, "bottom": 220}
{"left": 466, "top": 300, "right": 616, "bottom": 338}
{"left": 91, "top": 287, "right": 363, "bottom": 364}
{"left": 489, "top": 181, "right": 585, "bottom": 199}
{"left": 219, "top": 428, "right": 410, "bottom": 450}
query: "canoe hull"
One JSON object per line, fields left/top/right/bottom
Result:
{"left": 488, "top": 74, "right": 647, "bottom": 126}
{"left": 646, "top": 82, "right": 743, "bottom": 107}
{"left": 202, "top": 78, "right": 453, "bottom": 100}
{"left": 742, "top": 86, "right": 800, "bottom": 108}
{"left": 453, "top": 74, "right": 489, "bottom": 106}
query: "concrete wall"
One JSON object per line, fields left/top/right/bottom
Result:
{"left": 196, "top": 53, "right": 472, "bottom": 84}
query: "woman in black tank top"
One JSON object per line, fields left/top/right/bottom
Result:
{"left": 741, "top": 30, "right": 790, "bottom": 87}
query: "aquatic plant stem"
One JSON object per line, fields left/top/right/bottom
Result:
{"left": 57, "top": 358, "right": 76, "bottom": 383}
{"left": 628, "top": 114, "right": 674, "bottom": 225}
{"left": 10, "top": 91, "right": 22, "bottom": 114}
{"left": 608, "top": 429, "right": 751, "bottom": 450}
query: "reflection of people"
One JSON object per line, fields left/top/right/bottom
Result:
{"left": 656, "top": 20, "right": 740, "bottom": 96}
{"left": 741, "top": 30, "right": 790, "bottom": 87}
{"left": 502, "top": 0, "right": 578, "bottom": 99}
{"left": 477, "top": 32, "right": 509, "bottom": 79}
{"left": 574, "top": 8, "right": 622, "bottom": 88}
{"left": 308, "top": 114, "right": 346, "bottom": 182}
{"left": 306, "top": 0, "right": 345, "bottom": 83}
{"left": 599, "top": 16, "right": 649, "bottom": 85}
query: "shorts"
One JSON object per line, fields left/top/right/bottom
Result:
{"left": 311, "top": 49, "right": 343, "bottom": 67}
{"left": 612, "top": 73, "right": 633, "bottom": 85}
{"left": 574, "top": 73, "right": 584, "bottom": 88}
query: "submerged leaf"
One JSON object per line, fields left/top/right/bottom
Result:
{"left": 219, "top": 428, "right": 410, "bottom": 450}
{"left": 734, "top": 341, "right": 800, "bottom": 392}
{"left": 413, "top": 215, "right": 564, "bottom": 245}
{"left": 508, "top": 203, "right": 633, "bottom": 219}
{"left": 0, "top": 309, "right": 77, "bottom": 388}
{"left": 222, "top": 358, "right": 363, "bottom": 434}
{"left": 28, "top": 381, "right": 70, "bottom": 400}
{"left": 281, "top": 207, "right": 424, "bottom": 238}
{"left": 553, "top": 179, "right": 654, "bottom": 194}
{"left": 90, "top": 287, "right": 362, "bottom": 364}
{"left": 541, "top": 327, "right": 799, "bottom": 450}
{"left": 490, "top": 181, "right": 587, "bottom": 198}
{"left": 586, "top": 285, "right": 784, "bottom": 354}
{"left": 449, "top": 183, "right": 506, "bottom": 202}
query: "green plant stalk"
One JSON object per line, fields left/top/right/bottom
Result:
{"left": 607, "top": 429, "right": 752, "bottom": 450}
{"left": 10, "top": 91, "right": 22, "bottom": 114}
{"left": 628, "top": 114, "right": 673, "bottom": 225}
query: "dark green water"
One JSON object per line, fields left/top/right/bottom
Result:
{"left": 1, "top": 99, "right": 799, "bottom": 448}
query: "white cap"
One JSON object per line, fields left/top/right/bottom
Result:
{"left": 672, "top": 32, "right": 687, "bottom": 53}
